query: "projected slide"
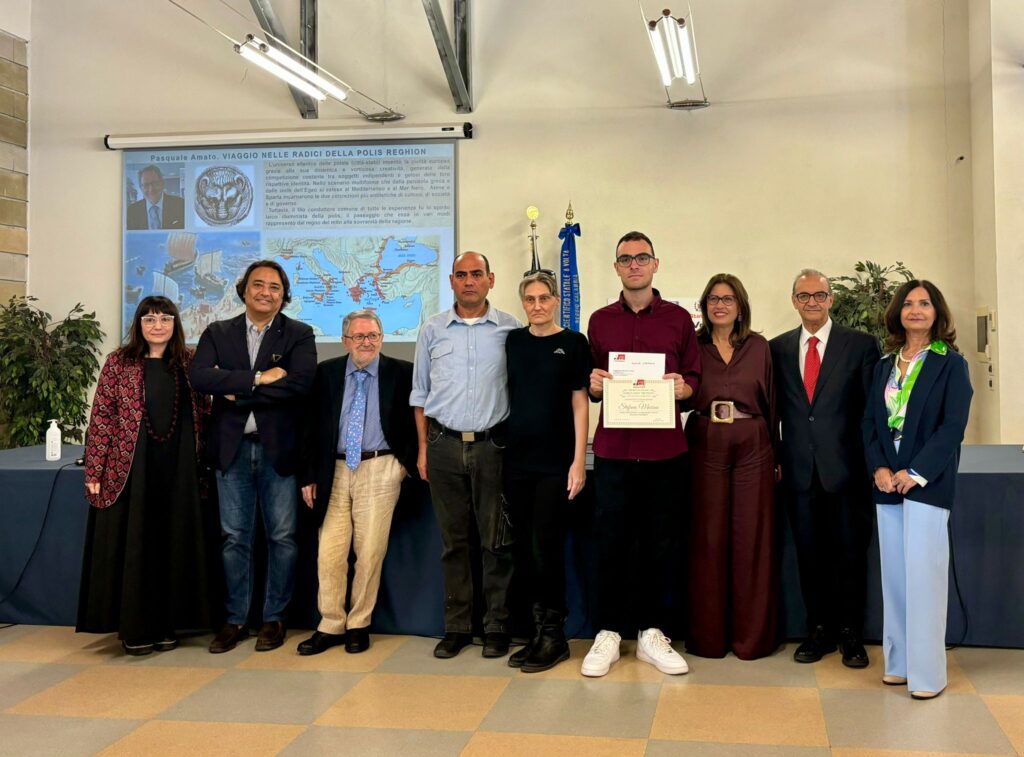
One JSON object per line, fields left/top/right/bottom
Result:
{"left": 122, "top": 143, "right": 456, "bottom": 342}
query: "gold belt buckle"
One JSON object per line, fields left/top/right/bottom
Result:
{"left": 711, "top": 400, "right": 735, "bottom": 424}
{"left": 461, "top": 431, "right": 476, "bottom": 442}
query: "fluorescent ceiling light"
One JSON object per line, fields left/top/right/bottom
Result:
{"left": 236, "top": 41, "right": 327, "bottom": 101}
{"left": 104, "top": 123, "right": 473, "bottom": 149}
{"left": 246, "top": 35, "right": 351, "bottom": 103}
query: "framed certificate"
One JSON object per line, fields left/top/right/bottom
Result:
{"left": 602, "top": 378, "right": 676, "bottom": 429}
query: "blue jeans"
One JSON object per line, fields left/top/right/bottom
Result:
{"left": 216, "top": 438, "right": 299, "bottom": 625}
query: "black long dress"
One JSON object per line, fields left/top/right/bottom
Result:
{"left": 77, "top": 358, "right": 221, "bottom": 643}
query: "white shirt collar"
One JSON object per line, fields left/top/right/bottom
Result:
{"left": 800, "top": 317, "right": 833, "bottom": 348}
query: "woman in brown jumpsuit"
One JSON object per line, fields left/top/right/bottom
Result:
{"left": 687, "top": 274, "right": 779, "bottom": 660}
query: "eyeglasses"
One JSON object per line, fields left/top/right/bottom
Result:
{"left": 344, "top": 332, "right": 381, "bottom": 344}
{"left": 141, "top": 180, "right": 164, "bottom": 189}
{"left": 614, "top": 253, "right": 655, "bottom": 267}
{"left": 140, "top": 315, "right": 175, "bottom": 326}
{"left": 706, "top": 295, "right": 737, "bottom": 307}
{"left": 794, "top": 291, "right": 831, "bottom": 304}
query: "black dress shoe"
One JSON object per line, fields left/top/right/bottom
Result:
{"left": 345, "top": 627, "right": 370, "bottom": 654}
{"left": 482, "top": 632, "right": 511, "bottom": 658}
{"left": 297, "top": 631, "right": 345, "bottom": 656}
{"left": 255, "top": 621, "right": 286, "bottom": 652}
{"left": 154, "top": 634, "right": 178, "bottom": 652}
{"left": 209, "top": 623, "right": 248, "bottom": 654}
{"left": 793, "top": 626, "right": 836, "bottom": 663}
{"left": 122, "top": 640, "right": 154, "bottom": 656}
{"left": 508, "top": 641, "right": 534, "bottom": 668}
{"left": 839, "top": 629, "right": 869, "bottom": 668}
{"left": 433, "top": 632, "right": 473, "bottom": 659}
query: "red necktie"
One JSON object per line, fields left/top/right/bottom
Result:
{"left": 804, "top": 336, "right": 820, "bottom": 402}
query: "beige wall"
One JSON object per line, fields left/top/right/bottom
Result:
{"left": 27, "top": 0, "right": 1005, "bottom": 440}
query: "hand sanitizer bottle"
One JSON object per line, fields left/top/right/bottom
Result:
{"left": 45, "top": 419, "right": 61, "bottom": 461}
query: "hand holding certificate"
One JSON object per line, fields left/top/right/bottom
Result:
{"left": 601, "top": 351, "right": 677, "bottom": 429}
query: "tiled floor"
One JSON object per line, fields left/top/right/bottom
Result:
{"left": 1, "top": 625, "right": 1022, "bottom": 756}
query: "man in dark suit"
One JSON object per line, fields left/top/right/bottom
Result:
{"left": 770, "top": 268, "right": 880, "bottom": 668}
{"left": 190, "top": 260, "right": 316, "bottom": 654}
{"left": 126, "top": 164, "right": 185, "bottom": 230}
{"left": 296, "top": 309, "right": 417, "bottom": 656}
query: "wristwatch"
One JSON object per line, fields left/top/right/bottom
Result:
{"left": 254, "top": 370, "right": 263, "bottom": 388}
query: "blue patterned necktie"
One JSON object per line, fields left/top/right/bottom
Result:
{"left": 345, "top": 370, "right": 368, "bottom": 471}
{"left": 148, "top": 205, "right": 160, "bottom": 230}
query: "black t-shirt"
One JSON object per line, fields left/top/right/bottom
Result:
{"left": 505, "top": 327, "right": 592, "bottom": 474}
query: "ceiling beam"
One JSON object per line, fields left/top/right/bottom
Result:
{"left": 249, "top": 0, "right": 319, "bottom": 119}
{"left": 422, "top": 0, "right": 472, "bottom": 113}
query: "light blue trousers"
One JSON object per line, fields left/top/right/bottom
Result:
{"left": 876, "top": 496, "right": 950, "bottom": 694}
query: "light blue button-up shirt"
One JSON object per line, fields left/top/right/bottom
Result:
{"left": 410, "top": 304, "right": 520, "bottom": 432}
{"left": 337, "top": 355, "right": 388, "bottom": 453}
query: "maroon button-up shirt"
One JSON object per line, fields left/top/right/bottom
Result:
{"left": 588, "top": 290, "right": 701, "bottom": 461}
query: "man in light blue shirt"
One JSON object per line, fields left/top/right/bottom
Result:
{"left": 126, "top": 164, "right": 185, "bottom": 230}
{"left": 411, "top": 251, "right": 519, "bottom": 660}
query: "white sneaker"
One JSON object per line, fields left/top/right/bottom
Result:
{"left": 636, "top": 628, "right": 689, "bottom": 675}
{"left": 581, "top": 630, "right": 621, "bottom": 677}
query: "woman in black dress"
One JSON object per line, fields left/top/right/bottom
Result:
{"left": 504, "top": 271, "right": 591, "bottom": 672}
{"left": 79, "top": 296, "right": 220, "bottom": 654}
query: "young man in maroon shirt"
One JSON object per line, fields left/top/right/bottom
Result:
{"left": 582, "top": 230, "right": 701, "bottom": 677}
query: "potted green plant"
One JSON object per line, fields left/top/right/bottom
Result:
{"left": 830, "top": 260, "right": 914, "bottom": 347}
{"left": 0, "top": 296, "right": 105, "bottom": 449}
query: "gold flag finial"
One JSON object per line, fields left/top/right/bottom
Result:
{"left": 565, "top": 201, "right": 574, "bottom": 223}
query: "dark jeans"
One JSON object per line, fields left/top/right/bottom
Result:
{"left": 216, "top": 438, "right": 299, "bottom": 626}
{"left": 505, "top": 471, "right": 569, "bottom": 614}
{"left": 785, "top": 466, "right": 873, "bottom": 636}
{"left": 426, "top": 424, "right": 512, "bottom": 634}
{"left": 593, "top": 455, "right": 686, "bottom": 635}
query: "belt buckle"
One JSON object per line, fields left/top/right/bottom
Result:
{"left": 710, "top": 400, "right": 735, "bottom": 424}
{"left": 461, "top": 431, "right": 476, "bottom": 443}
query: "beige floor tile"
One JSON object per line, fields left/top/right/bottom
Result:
{"left": 8, "top": 666, "right": 223, "bottom": 719}
{"left": 832, "top": 750, "right": 1003, "bottom": 757}
{"left": 316, "top": 672, "right": 508, "bottom": 731}
{"left": 0, "top": 627, "right": 121, "bottom": 665}
{"left": 982, "top": 694, "right": 1024, "bottom": 755}
{"left": 463, "top": 731, "right": 646, "bottom": 757}
{"left": 816, "top": 651, "right": 975, "bottom": 694}
{"left": 650, "top": 684, "right": 828, "bottom": 746}
{"left": 522, "top": 640, "right": 665, "bottom": 683}
{"left": 237, "top": 633, "right": 406, "bottom": 673}
{"left": 956, "top": 648, "right": 1024, "bottom": 695}
{"left": 96, "top": 720, "right": 304, "bottom": 757}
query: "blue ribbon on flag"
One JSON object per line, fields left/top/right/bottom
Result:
{"left": 559, "top": 222, "right": 581, "bottom": 332}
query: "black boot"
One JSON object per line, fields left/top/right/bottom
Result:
{"left": 508, "top": 604, "right": 544, "bottom": 668}
{"left": 521, "top": 608, "right": 570, "bottom": 673}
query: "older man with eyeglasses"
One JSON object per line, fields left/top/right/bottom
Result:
{"left": 770, "top": 269, "right": 880, "bottom": 669}
{"left": 296, "top": 309, "right": 418, "bottom": 655}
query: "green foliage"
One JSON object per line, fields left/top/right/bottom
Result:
{"left": 0, "top": 296, "right": 105, "bottom": 449}
{"left": 830, "top": 260, "right": 915, "bottom": 347}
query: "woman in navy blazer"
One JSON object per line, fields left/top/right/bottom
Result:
{"left": 863, "top": 279, "right": 972, "bottom": 700}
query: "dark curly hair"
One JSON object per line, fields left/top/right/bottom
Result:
{"left": 883, "top": 279, "right": 958, "bottom": 353}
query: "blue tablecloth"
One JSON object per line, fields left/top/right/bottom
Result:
{"left": 2, "top": 443, "right": 1022, "bottom": 648}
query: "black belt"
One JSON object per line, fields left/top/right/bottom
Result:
{"left": 336, "top": 450, "right": 393, "bottom": 461}
{"left": 244, "top": 432, "right": 261, "bottom": 442}
{"left": 433, "top": 421, "right": 503, "bottom": 443}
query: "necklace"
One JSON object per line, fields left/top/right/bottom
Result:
{"left": 142, "top": 363, "right": 181, "bottom": 443}
{"left": 898, "top": 345, "right": 927, "bottom": 364}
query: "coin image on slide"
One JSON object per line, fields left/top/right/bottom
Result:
{"left": 194, "top": 165, "right": 254, "bottom": 226}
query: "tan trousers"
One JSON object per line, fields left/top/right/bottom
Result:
{"left": 317, "top": 455, "right": 404, "bottom": 634}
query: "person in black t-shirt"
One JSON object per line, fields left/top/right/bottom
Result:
{"left": 504, "top": 271, "right": 591, "bottom": 673}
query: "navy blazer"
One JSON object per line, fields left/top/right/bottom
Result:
{"left": 862, "top": 348, "right": 972, "bottom": 509}
{"left": 126, "top": 193, "right": 185, "bottom": 230}
{"left": 770, "top": 323, "right": 880, "bottom": 492}
{"left": 299, "top": 353, "right": 419, "bottom": 527}
{"left": 190, "top": 312, "right": 317, "bottom": 476}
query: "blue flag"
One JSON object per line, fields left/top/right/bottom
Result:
{"left": 559, "top": 222, "right": 581, "bottom": 332}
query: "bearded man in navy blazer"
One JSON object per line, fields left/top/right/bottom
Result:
{"left": 190, "top": 260, "right": 316, "bottom": 654}
{"left": 295, "top": 309, "right": 417, "bottom": 656}
{"left": 770, "top": 269, "right": 880, "bottom": 668}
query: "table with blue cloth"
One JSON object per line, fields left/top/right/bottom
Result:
{"left": 2, "top": 443, "right": 1022, "bottom": 649}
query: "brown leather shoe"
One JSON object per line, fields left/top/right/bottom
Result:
{"left": 255, "top": 621, "right": 286, "bottom": 652}
{"left": 209, "top": 623, "right": 248, "bottom": 654}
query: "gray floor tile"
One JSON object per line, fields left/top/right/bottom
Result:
{"left": 0, "top": 714, "right": 140, "bottom": 757}
{"left": 0, "top": 624, "right": 43, "bottom": 647}
{"left": 481, "top": 678, "right": 661, "bottom": 738}
{"left": 374, "top": 635, "right": 519, "bottom": 677}
{"left": 646, "top": 742, "right": 830, "bottom": 757}
{"left": 954, "top": 646, "right": 1024, "bottom": 694}
{"left": 821, "top": 688, "right": 1016, "bottom": 754}
{"left": 279, "top": 725, "right": 471, "bottom": 757}
{"left": 0, "top": 661, "right": 82, "bottom": 708}
{"left": 160, "top": 669, "right": 362, "bottom": 724}
{"left": 102, "top": 633, "right": 256, "bottom": 668}
{"left": 673, "top": 645, "right": 817, "bottom": 688}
